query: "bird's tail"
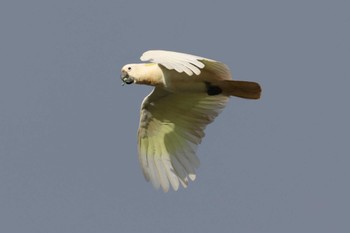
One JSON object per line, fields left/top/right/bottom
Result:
{"left": 217, "top": 80, "right": 262, "bottom": 99}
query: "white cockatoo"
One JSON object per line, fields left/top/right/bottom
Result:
{"left": 121, "top": 50, "right": 261, "bottom": 192}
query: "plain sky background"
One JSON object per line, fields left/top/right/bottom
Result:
{"left": 1, "top": 0, "right": 349, "bottom": 232}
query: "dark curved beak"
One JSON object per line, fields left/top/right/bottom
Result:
{"left": 120, "top": 73, "right": 134, "bottom": 85}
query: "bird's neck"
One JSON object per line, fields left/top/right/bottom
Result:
{"left": 135, "top": 64, "right": 164, "bottom": 87}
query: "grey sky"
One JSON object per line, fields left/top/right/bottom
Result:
{"left": 1, "top": 0, "right": 349, "bottom": 232}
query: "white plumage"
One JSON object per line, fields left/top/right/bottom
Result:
{"left": 121, "top": 50, "right": 261, "bottom": 192}
{"left": 141, "top": 50, "right": 208, "bottom": 76}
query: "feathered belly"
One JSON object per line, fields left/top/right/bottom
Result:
{"left": 164, "top": 72, "right": 207, "bottom": 93}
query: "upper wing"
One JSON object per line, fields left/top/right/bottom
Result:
{"left": 138, "top": 87, "right": 229, "bottom": 192}
{"left": 140, "top": 50, "right": 230, "bottom": 79}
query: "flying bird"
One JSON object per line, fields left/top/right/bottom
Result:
{"left": 121, "top": 50, "right": 261, "bottom": 192}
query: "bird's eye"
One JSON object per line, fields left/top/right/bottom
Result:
{"left": 128, "top": 67, "right": 131, "bottom": 71}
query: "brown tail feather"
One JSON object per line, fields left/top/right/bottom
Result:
{"left": 218, "top": 80, "right": 261, "bottom": 99}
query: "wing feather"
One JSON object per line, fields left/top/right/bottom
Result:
{"left": 140, "top": 50, "right": 215, "bottom": 76}
{"left": 146, "top": 138, "right": 160, "bottom": 189}
{"left": 155, "top": 154, "right": 170, "bottom": 192}
{"left": 162, "top": 133, "right": 189, "bottom": 187}
{"left": 137, "top": 88, "right": 228, "bottom": 191}
{"left": 173, "top": 132, "right": 200, "bottom": 168}
{"left": 160, "top": 147, "right": 180, "bottom": 191}
{"left": 138, "top": 137, "right": 150, "bottom": 181}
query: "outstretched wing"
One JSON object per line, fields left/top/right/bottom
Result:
{"left": 138, "top": 87, "right": 229, "bottom": 192}
{"left": 140, "top": 50, "right": 231, "bottom": 79}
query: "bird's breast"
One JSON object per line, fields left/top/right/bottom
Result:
{"left": 164, "top": 71, "right": 207, "bottom": 93}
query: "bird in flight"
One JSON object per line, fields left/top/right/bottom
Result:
{"left": 121, "top": 50, "right": 261, "bottom": 192}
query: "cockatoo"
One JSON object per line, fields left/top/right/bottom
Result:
{"left": 121, "top": 50, "right": 261, "bottom": 192}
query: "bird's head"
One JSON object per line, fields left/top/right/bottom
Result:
{"left": 120, "top": 64, "right": 142, "bottom": 85}
{"left": 121, "top": 63, "right": 162, "bottom": 86}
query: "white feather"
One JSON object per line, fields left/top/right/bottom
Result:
{"left": 146, "top": 138, "right": 160, "bottom": 189}
{"left": 140, "top": 50, "right": 213, "bottom": 76}
{"left": 134, "top": 51, "right": 231, "bottom": 192}
{"left": 161, "top": 151, "right": 180, "bottom": 191}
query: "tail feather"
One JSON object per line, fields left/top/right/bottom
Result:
{"left": 218, "top": 80, "right": 261, "bottom": 99}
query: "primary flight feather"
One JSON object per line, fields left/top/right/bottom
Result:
{"left": 121, "top": 50, "right": 261, "bottom": 192}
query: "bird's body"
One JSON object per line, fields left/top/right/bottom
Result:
{"left": 121, "top": 50, "right": 261, "bottom": 192}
